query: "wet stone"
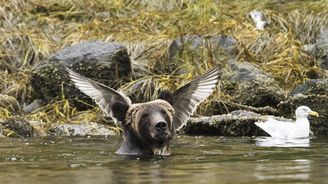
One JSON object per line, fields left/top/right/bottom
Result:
{"left": 183, "top": 110, "right": 283, "bottom": 136}
{"left": 23, "top": 99, "right": 44, "bottom": 113}
{"left": 0, "top": 119, "right": 34, "bottom": 137}
{"left": 48, "top": 122, "right": 115, "bottom": 136}
{"left": 205, "top": 100, "right": 279, "bottom": 116}
{"left": 31, "top": 40, "right": 131, "bottom": 110}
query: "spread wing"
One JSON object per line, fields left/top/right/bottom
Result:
{"left": 172, "top": 67, "right": 220, "bottom": 131}
{"left": 66, "top": 67, "right": 132, "bottom": 122}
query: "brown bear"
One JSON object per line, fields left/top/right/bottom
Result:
{"left": 67, "top": 66, "right": 219, "bottom": 156}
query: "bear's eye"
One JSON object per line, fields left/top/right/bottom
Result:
{"left": 160, "top": 109, "right": 170, "bottom": 120}
{"left": 160, "top": 109, "right": 167, "bottom": 115}
{"left": 141, "top": 113, "right": 149, "bottom": 120}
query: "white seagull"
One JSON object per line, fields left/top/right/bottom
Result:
{"left": 255, "top": 106, "right": 319, "bottom": 138}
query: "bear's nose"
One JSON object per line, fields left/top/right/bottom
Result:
{"left": 155, "top": 121, "right": 167, "bottom": 132}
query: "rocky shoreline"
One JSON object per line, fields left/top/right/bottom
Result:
{"left": 1, "top": 35, "right": 328, "bottom": 138}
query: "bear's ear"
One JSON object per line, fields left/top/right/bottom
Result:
{"left": 111, "top": 102, "right": 130, "bottom": 123}
{"left": 158, "top": 90, "right": 174, "bottom": 106}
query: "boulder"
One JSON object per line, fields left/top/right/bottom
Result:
{"left": 230, "top": 83, "right": 285, "bottom": 108}
{"left": 316, "top": 29, "right": 328, "bottom": 69}
{"left": 183, "top": 110, "right": 288, "bottom": 136}
{"left": 222, "top": 60, "right": 275, "bottom": 84}
{"left": 48, "top": 122, "right": 115, "bottom": 136}
{"left": 289, "top": 79, "right": 328, "bottom": 96}
{"left": 206, "top": 60, "right": 285, "bottom": 115}
{"left": 169, "top": 34, "right": 239, "bottom": 60}
{"left": 22, "top": 99, "right": 44, "bottom": 113}
{"left": 0, "top": 119, "right": 34, "bottom": 137}
{"left": 31, "top": 40, "right": 131, "bottom": 109}
{"left": 205, "top": 100, "right": 279, "bottom": 116}
{"left": 221, "top": 60, "right": 285, "bottom": 107}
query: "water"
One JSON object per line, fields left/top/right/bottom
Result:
{"left": 0, "top": 136, "right": 327, "bottom": 184}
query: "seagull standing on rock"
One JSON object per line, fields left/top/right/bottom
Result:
{"left": 255, "top": 106, "right": 319, "bottom": 138}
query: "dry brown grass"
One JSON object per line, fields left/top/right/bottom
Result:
{"left": 0, "top": 0, "right": 327, "bottom": 125}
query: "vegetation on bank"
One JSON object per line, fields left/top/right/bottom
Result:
{"left": 1, "top": 0, "right": 328, "bottom": 133}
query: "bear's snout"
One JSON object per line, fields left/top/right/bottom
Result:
{"left": 155, "top": 121, "right": 168, "bottom": 132}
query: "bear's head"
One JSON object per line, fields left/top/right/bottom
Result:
{"left": 112, "top": 99, "right": 174, "bottom": 149}
{"left": 66, "top": 65, "right": 219, "bottom": 155}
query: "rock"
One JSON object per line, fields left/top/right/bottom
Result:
{"left": 169, "top": 34, "right": 239, "bottom": 60}
{"left": 203, "top": 60, "right": 285, "bottom": 116}
{"left": 31, "top": 40, "right": 131, "bottom": 109}
{"left": 278, "top": 94, "right": 328, "bottom": 136}
{"left": 0, "top": 119, "right": 34, "bottom": 137}
{"left": 49, "top": 124, "right": 86, "bottom": 136}
{"left": 48, "top": 122, "right": 115, "bottom": 136}
{"left": 315, "top": 29, "right": 328, "bottom": 69}
{"left": 183, "top": 110, "right": 289, "bottom": 136}
{"left": 23, "top": 99, "right": 44, "bottom": 113}
{"left": 205, "top": 100, "right": 279, "bottom": 116}
{"left": 316, "top": 29, "right": 328, "bottom": 55}
{"left": 222, "top": 60, "right": 275, "bottom": 84}
{"left": 317, "top": 55, "right": 328, "bottom": 70}
{"left": 249, "top": 10, "right": 268, "bottom": 30}
{"left": 289, "top": 79, "right": 327, "bottom": 96}
{"left": 232, "top": 83, "right": 285, "bottom": 108}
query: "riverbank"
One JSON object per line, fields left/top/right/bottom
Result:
{"left": 1, "top": 0, "right": 328, "bottom": 137}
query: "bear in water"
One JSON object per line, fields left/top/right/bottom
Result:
{"left": 67, "top": 66, "right": 219, "bottom": 155}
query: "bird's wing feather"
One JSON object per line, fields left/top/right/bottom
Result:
{"left": 172, "top": 67, "right": 220, "bottom": 131}
{"left": 255, "top": 118, "right": 295, "bottom": 138}
{"left": 66, "top": 67, "right": 131, "bottom": 122}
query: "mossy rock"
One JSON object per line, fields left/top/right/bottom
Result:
{"left": 232, "top": 83, "right": 285, "bottom": 108}
{"left": 183, "top": 110, "right": 273, "bottom": 136}
{"left": 48, "top": 123, "right": 115, "bottom": 136}
{"left": 31, "top": 40, "right": 131, "bottom": 109}
{"left": 0, "top": 119, "right": 34, "bottom": 137}
{"left": 289, "top": 79, "right": 328, "bottom": 96}
{"left": 208, "top": 81, "right": 285, "bottom": 115}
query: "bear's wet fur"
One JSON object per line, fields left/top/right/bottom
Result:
{"left": 66, "top": 66, "right": 219, "bottom": 156}
{"left": 113, "top": 99, "right": 175, "bottom": 155}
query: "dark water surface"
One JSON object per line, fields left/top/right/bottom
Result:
{"left": 0, "top": 136, "right": 327, "bottom": 184}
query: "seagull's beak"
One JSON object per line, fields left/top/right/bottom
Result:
{"left": 309, "top": 111, "right": 319, "bottom": 117}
